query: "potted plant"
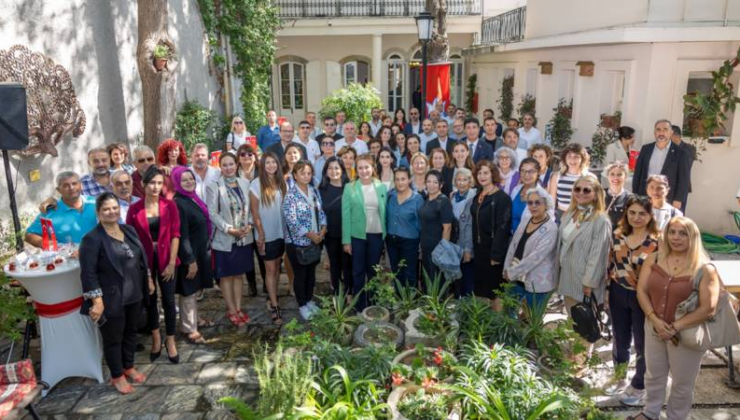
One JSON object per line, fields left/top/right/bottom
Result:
{"left": 392, "top": 278, "right": 419, "bottom": 325}
{"left": 354, "top": 321, "right": 404, "bottom": 349}
{"left": 498, "top": 74, "right": 515, "bottom": 120}
{"left": 389, "top": 386, "right": 460, "bottom": 420}
{"left": 549, "top": 98, "right": 574, "bottom": 150}
{"left": 516, "top": 94, "right": 537, "bottom": 123}
{"left": 590, "top": 125, "right": 619, "bottom": 168}
{"left": 362, "top": 266, "right": 396, "bottom": 322}
{"left": 402, "top": 274, "right": 458, "bottom": 347}
{"left": 309, "top": 286, "right": 361, "bottom": 346}
{"left": 599, "top": 111, "right": 621, "bottom": 129}
{"left": 391, "top": 344, "right": 457, "bottom": 387}
{"left": 152, "top": 44, "right": 171, "bottom": 71}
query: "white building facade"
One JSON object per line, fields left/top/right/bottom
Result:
{"left": 465, "top": 0, "right": 740, "bottom": 233}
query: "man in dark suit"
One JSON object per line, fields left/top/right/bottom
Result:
{"left": 265, "top": 122, "right": 308, "bottom": 163}
{"left": 632, "top": 119, "right": 691, "bottom": 210}
{"left": 671, "top": 125, "right": 696, "bottom": 213}
{"left": 404, "top": 107, "right": 422, "bottom": 135}
{"left": 461, "top": 117, "right": 494, "bottom": 164}
{"left": 425, "top": 120, "right": 456, "bottom": 155}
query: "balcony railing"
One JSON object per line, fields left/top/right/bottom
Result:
{"left": 276, "top": 0, "right": 481, "bottom": 18}
{"left": 481, "top": 6, "right": 526, "bottom": 45}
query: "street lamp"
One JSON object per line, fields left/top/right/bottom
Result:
{"left": 415, "top": 12, "right": 434, "bottom": 118}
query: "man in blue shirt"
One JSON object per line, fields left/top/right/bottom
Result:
{"left": 256, "top": 110, "right": 281, "bottom": 150}
{"left": 25, "top": 171, "right": 98, "bottom": 247}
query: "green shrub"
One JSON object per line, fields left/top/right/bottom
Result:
{"left": 498, "top": 75, "right": 514, "bottom": 120}
{"left": 319, "top": 83, "right": 382, "bottom": 125}
{"left": 175, "top": 100, "right": 218, "bottom": 152}
{"left": 549, "top": 98, "right": 574, "bottom": 150}
{"left": 0, "top": 271, "right": 36, "bottom": 341}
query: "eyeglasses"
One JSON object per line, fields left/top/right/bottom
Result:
{"left": 520, "top": 169, "right": 538, "bottom": 175}
{"left": 137, "top": 157, "right": 155, "bottom": 163}
{"left": 573, "top": 187, "right": 593, "bottom": 194}
{"left": 234, "top": 121, "right": 244, "bottom": 125}
{"left": 239, "top": 152, "right": 253, "bottom": 157}
{"left": 526, "top": 200, "right": 543, "bottom": 206}
{"left": 300, "top": 126, "right": 310, "bottom": 130}
{"left": 321, "top": 142, "right": 335, "bottom": 147}
{"left": 498, "top": 156, "right": 512, "bottom": 161}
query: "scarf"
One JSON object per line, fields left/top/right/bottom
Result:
{"left": 172, "top": 166, "right": 212, "bottom": 237}
{"left": 453, "top": 190, "right": 469, "bottom": 203}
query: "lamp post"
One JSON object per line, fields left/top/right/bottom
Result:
{"left": 415, "top": 12, "right": 433, "bottom": 118}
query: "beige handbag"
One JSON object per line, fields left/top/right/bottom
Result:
{"left": 674, "top": 264, "right": 740, "bottom": 352}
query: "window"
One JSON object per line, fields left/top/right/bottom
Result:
{"left": 387, "top": 54, "right": 405, "bottom": 112}
{"left": 344, "top": 61, "right": 370, "bottom": 86}
{"left": 599, "top": 70, "right": 625, "bottom": 115}
{"left": 525, "top": 68, "right": 538, "bottom": 97}
{"left": 558, "top": 69, "right": 575, "bottom": 102}
{"left": 279, "top": 62, "right": 305, "bottom": 111}
{"left": 450, "top": 54, "right": 464, "bottom": 109}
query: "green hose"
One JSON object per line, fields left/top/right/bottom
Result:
{"left": 701, "top": 211, "right": 740, "bottom": 254}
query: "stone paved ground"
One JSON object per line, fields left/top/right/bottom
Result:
{"left": 7, "top": 256, "right": 740, "bottom": 419}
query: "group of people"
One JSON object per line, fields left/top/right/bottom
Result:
{"left": 22, "top": 105, "right": 718, "bottom": 420}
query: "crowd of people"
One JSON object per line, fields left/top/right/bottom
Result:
{"left": 22, "top": 103, "right": 722, "bottom": 420}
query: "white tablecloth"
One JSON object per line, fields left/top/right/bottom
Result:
{"left": 5, "top": 261, "right": 104, "bottom": 391}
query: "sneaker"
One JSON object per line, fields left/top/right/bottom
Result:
{"left": 603, "top": 378, "right": 629, "bottom": 396}
{"left": 299, "top": 305, "right": 313, "bottom": 321}
{"left": 619, "top": 386, "right": 645, "bottom": 406}
{"left": 307, "top": 301, "right": 320, "bottom": 314}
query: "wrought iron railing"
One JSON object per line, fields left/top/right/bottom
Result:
{"left": 276, "top": 0, "right": 481, "bottom": 18}
{"left": 481, "top": 6, "right": 526, "bottom": 44}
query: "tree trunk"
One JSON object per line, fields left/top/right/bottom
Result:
{"left": 136, "top": 0, "right": 178, "bottom": 150}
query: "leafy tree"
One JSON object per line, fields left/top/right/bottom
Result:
{"left": 319, "top": 83, "right": 382, "bottom": 126}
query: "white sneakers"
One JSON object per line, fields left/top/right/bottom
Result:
{"left": 619, "top": 386, "right": 646, "bottom": 406}
{"left": 604, "top": 379, "right": 629, "bottom": 396}
{"left": 299, "top": 301, "right": 321, "bottom": 320}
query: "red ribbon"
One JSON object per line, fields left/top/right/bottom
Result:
{"left": 33, "top": 297, "right": 83, "bottom": 318}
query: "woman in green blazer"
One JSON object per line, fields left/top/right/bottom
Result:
{"left": 342, "top": 154, "right": 388, "bottom": 311}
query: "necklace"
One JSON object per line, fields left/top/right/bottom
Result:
{"left": 666, "top": 254, "right": 686, "bottom": 274}
{"left": 530, "top": 215, "right": 548, "bottom": 225}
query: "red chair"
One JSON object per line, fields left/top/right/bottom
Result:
{"left": 0, "top": 359, "right": 48, "bottom": 420}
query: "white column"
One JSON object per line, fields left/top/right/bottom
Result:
{"left": 372, "top": 34, "right": 383, "bottom": 95}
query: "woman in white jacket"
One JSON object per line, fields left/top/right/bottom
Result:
{"left": 504, "top": 185, "right": 559, "bottom": 309}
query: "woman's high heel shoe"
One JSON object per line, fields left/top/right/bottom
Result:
{"left": 110, "top": 376, "right": 134, "bottom": 394}
{"left": 150, "top": 338, "right": 163, "bottom": 362}
{"left": 166, "top": 339, "right": 180, "bottom": 364}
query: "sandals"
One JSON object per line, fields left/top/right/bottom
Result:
{"left": 267, "top": 301, "right": 283, "bottom": 325}
{"left": 187, "top": 332, "right": 206, "bottom": 344}
{"left": 237, "top": 310, "right": 251, "bottom": 324}
{"left": 198, "top": 318, "right": 215, "bottom": 328}
{"left": 110, "top": 376, "right": 134, "bottom": 394}
{"left": 123, "top": 368, "right": 146, "bottom": 385}
{"left": 227, "top": 312, "right": 243, "bottom": 326}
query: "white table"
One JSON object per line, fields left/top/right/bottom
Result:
{"left": 5, "top": 260, "right": 104, "bottom": 392}
{"left": 710, "top": 260, "right": 740, "bottom": 388}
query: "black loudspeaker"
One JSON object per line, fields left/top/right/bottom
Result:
{"left": 0, "top": 83, "right": 29, "bottom": 150}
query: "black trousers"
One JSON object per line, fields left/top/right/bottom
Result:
{"left": 246, "top": 245, "right": 267, "bottom": 288}
{"left": 324, "top": 236, "right": 352, "bottom": 294}
{"left": 148, "top": 251, "right": 177, "bottom": 336}
{"left": 100, "top": 301, "right": 142, "bottom": 379}
{"left": 285, "top": 243, "right": 318, "bottom": 307}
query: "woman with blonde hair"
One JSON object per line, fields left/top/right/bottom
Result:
{"left": 342, "top": 153, "right": 388, "bottom": 310}
{"left": 603, "top": 160, "right": 631, "bottom": 229}
{"left": 409, "top": 152, "right": 430, "bottom": 195}
{"left": 632, "top": 217, "right": 720, "bottom": 420}
{"left": 225, "top": 116, "right": 252, "bottom": 152}
{"left": 558, "top": 175, "right": 612, "bottom": 366}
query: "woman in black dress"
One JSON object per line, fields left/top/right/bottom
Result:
{"left": 172, "top": 167, "right": 212, "bottom": 344}
{"left": 318, "top": 156, "right": 352, "bottom": 294}
{"left": 418, "top": 169, "right": 455, "bottom": 282}
{"left": 470, "top": 160, "right": 512, "bottom": 309}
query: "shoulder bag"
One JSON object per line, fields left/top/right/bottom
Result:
{"left": 287, "top": 187, "right": 322, "bottom": 266}
{"left": 571, "top": 294, "right": 612, "bottom": 343}
{"left": 674, "top": 264, "right": 740, "bottom": 351}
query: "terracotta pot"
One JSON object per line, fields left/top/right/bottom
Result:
{"left": 154, "top": 58, "right": 168, "bottom": 71}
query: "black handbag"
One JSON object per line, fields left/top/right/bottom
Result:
{"left": 571, "top": 294, "right": 612, "bottom": 343}
{"left": 288, "top": 187, "right": 322, "bottom": 266}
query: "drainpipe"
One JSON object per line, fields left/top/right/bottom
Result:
{"left": 221, "top": 35, "right": 232, "bottom": 117}
{"left": 226, "top": 37, "right": 237, "bottom": 115}
{"left": 724, "top": 0, "right": 730, "bottom": 26}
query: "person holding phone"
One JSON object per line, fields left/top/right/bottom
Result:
{"left": 81, "top": 193, "right": 153, "bottom": 394}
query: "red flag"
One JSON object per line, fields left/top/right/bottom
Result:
{"left": 40, "top": 218, "right": 58, "bottom": 251}
{"left": 425, "top": 63, "right": 451, "bottom": 118}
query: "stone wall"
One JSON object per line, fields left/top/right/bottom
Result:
{"left": 0, "top": 0, "right": 222, "bottom": 221}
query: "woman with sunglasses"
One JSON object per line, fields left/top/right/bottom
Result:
{"left": 250, "top": 152, "right": 288, "bottom": 324}
{"left": 236, "top": 144, "right": 267, "bottom": 296}
{"left": 225, "top": 116, "right": 252, "bottom": 152}
{"left": 342, "top": 153, "right": 388, "bottom": 310}
{"left": 509, "top": 157, "right": 542, "bottom": 233}
{"left": 604, "top": 195, "right": 659, "bottom": 406}
{"left": 558, "top": 175, "right": 612, "bottom": 369}
{"left": 503, "top": 185, "right": 558, "bottom": 309}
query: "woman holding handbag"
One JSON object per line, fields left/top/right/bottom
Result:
{"left": 284, "top": 161, "right": 327, "bottom": 320}
{"left": 632, "top": 217, "right": 721, "bottom": 420}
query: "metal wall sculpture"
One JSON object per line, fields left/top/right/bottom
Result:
{"left": 0, "top": 45, "right": 86, "bottom": 156}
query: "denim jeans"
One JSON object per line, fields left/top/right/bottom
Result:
{"left": 385, "top": 234, "right": 419, "bottom": 289}
{"left": 609, "top": 283, "right": 646, "bottom": 390}
{"left": 510, "top": 282, "right": 551, "bottom": 312}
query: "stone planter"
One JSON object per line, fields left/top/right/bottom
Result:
{"left": 392, "top": 347, "right": 457, "bottom": 386}
{"left": 387, "top": 385, "right": 460, "bottom": 420}
{"left": 353, "top": 321, "right": 404, "bottom": 349}
{"left": 401, "top": 309, "right": 459, "bottom": 348}
{"left": 361, "top": 305, "right": 391, "bottom": 323}
{"left": 154, "top": 58, "right": 168, "bottom": 71}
